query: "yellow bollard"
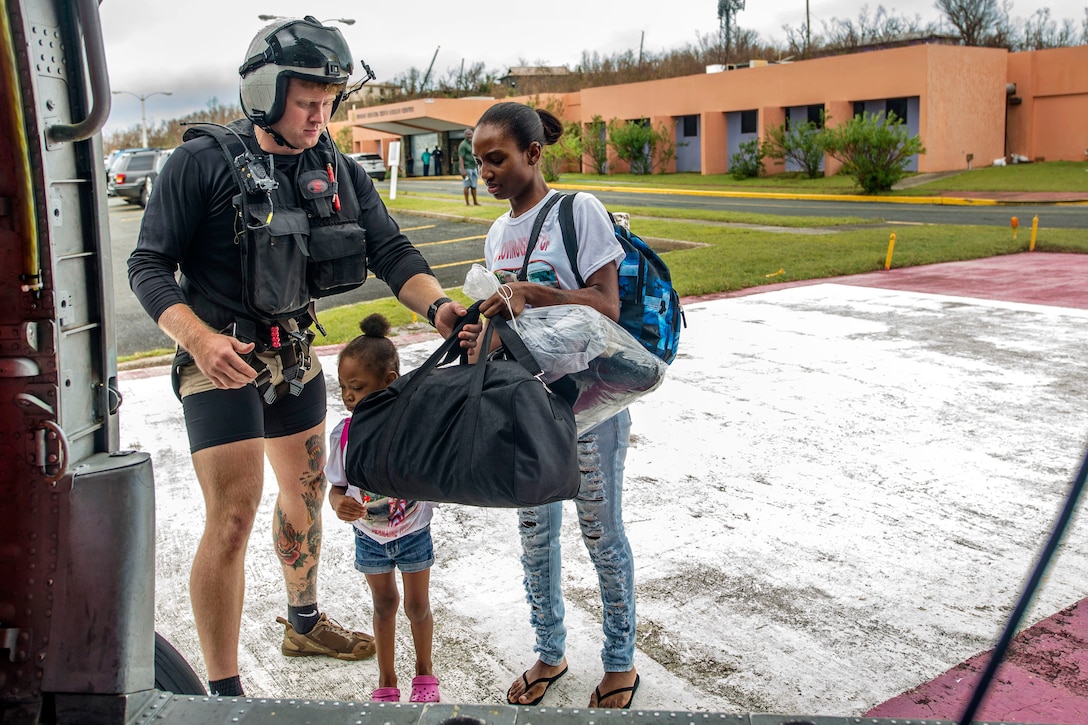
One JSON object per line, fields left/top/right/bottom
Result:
{"left": 884, "top": 232, "right": 896, "bottom": 270}
{"left": 1011, "top": 216, "right": 1019, "bottom": 240}
{"left": 1030, "top": 215, "right": 1039, "bottom": 252}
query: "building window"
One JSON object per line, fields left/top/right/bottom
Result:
{"left": 886, "top": 97, "right": 908, "bottom": 124}
{"left": 807, "top": 104, "right": 824, "bottom": 128}
{"left": 681, "top": 115, "right": 698, "bottom": 137}
{"left": 740, "top": 109, "right": 758, "bottom": 134}
{"left": 853, "top": 101, "right": 866, "bottom": 118}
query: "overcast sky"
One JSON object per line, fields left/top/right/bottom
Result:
{"left": 99, "top": 0, "right": 1087, "bottom": 136}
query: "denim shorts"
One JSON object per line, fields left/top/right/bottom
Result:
{"left": 354, "top": 525, "right": 434, "bottom": 575}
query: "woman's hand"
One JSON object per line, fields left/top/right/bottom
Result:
{"left": 479, "top": 282, "right": 529, "bottom": 320}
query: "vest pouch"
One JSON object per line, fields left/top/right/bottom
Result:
{"left": 239, "top": 200, "right": 309, "bottom": 317}
{"left": 307, "top": 220, "right": 368, "bottom": 298}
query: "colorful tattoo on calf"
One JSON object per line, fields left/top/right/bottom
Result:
{"left": 274, "top": 507, "right": 309, "bottom": 570}
{"left": 305, "top": 434, "right": 324, "bottom": 485}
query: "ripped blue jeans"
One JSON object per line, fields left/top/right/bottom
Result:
{"left": 518, "top": 409, "right": 634, "bottom": 672}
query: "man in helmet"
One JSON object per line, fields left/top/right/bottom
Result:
{"left": 128, "top": 16, "right": 477, "bottom": 697}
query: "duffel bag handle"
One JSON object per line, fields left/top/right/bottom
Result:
{"left": 398, "top": 301, "right": 483, "bottom": 400}
{"left": 487, "top": 315, "right": 544, "bottom": 379}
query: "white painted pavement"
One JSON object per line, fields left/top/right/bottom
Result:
{"left": 120, "top": 283, "right": 1088, "bottom": 714}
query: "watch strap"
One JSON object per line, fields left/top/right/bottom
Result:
{"left": 427, "top": 296, "right": 454, "bottom": 327}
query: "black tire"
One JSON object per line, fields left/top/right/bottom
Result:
{"left": 154, "top": 632, "right": 206, "bottom": 695}
{"left": 376, "top": 173, "right": 385, "bottom": 182}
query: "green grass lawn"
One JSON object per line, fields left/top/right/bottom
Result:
{"left": 550, "top": 160, "right": 1088, "bottom": 196}
{"left": 897, "top": 161, "right": 1088, "bottom": 193}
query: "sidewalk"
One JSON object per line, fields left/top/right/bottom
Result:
{"left": 120, "top": 252, "right": 1088, "bottom": 722}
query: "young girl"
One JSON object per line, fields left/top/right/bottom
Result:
{"left": 326, "top": 313, "right": 440, "bottom": 704}
{"left": 472, "top": 102, "right": 640, "bottom": 710}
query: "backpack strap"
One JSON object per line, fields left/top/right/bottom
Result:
{"left": 517, "top": 192, "right": 565, "bottom": 282}
{"left": 340, "top": 417, "right": 351, "bottom": 451}
{"left": 556, "top": 192, "right": 586, "bottom": 288}
{"left": 184, "top": 121, "right": 260, "bottom": 231}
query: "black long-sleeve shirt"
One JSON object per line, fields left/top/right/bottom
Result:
{"left": 127, "top": 126, "right": 432, "bottom": 332}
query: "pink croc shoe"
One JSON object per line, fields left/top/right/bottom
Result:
{"left": 409, "top": 675, "right": 440, "bottom": 703}
{"left": 372, "top": 687, "right": 400, "bottom": 702}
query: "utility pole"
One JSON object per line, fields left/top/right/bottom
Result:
{"left": 111, "top": 90, "right": 172, "bottom": 148}
{"left": 420, "top": 46, "right": 440, "bottom": 94}
{"left": 806, "top": 0, "right": 811, "bottom": 56}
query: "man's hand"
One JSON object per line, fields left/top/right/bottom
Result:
{"left": 434, "top": 299, "right": 480, "bottom": 351}
{"left": 190, "top": 331, "right": 259, "bottom": 390}
{"left": 157, "top": 304, "right": 258, "bottom": 390}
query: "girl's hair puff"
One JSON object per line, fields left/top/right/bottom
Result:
{"left": 339, "top": 313, "right": 400, "bottom": 376}
{"left": 476, "top": 102, "right": 563, "bottom": 152}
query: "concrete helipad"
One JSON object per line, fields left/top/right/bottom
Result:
{"left": 120, "top": 251, "right": 1088, "bottom": 722}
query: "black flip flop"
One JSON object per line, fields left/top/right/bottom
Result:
{"left": 593, "top": 673, "right": 640, "bottom": 709}
{"left": 508, "top": 665, "right": 569, "bottom": 706}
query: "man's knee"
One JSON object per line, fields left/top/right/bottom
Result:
{"left": 202, "top": 506, "right": 259, "bottom": 556}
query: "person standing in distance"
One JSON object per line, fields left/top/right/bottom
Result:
{"left": 432, "top": 145, "right": 443, "bottom": 175}
{"left": 127, "top": 16, "right": 476, "bottom": 698}
{"left": 458, "top": 128, "right": 480, "bottom": 206}
{"left": 473, "top": 102, "right": 640, "bottom": 710}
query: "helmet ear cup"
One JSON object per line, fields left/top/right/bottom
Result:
{"left": 239, "top": 64, "right": 286, "bottom": 125}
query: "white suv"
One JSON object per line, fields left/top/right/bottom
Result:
{"left": 347, "top": 152, "right": 386, "bottom": 182}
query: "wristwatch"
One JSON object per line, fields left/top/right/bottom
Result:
{"left": 427, "top": 296, "right": 454, "bottom": 327}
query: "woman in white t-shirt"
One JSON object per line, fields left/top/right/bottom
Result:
{"left": 473, "top": 102, "right": 640, "bottom": 710}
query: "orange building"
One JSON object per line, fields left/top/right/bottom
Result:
{"left": 332, "top": 43, "right": 1088, "bottom": 177}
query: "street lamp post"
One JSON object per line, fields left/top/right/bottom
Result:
{"left": 111, "top": 90, "right": 172, "bottom": 148}
{"left": 256, "top": 15, "right": 355, "bottom": 25}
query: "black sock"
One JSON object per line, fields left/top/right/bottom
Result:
{"left": 288, "top": 603, "right": 320, "bottom": 635}
{"left": 208, "top": 675, "right": 243, "bottom": 697}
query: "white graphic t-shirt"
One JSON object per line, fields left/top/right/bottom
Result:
{"left": 327, "top": 417, "right": 434, "bottom": 545}
{"left": 484, "top": 191, "right": 624, "bottom": 291}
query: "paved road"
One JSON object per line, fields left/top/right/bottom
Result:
{"left": 401, "top": 177, "right": 1088, "bottom": 229}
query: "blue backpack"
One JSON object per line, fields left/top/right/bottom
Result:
{"left": 556, "top": 193, "right": 684, "bottom": 364}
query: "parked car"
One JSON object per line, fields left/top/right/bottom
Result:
{"left": 107, "top": 148, "right": 164, "bottom": 206}
{"left": 347, "top": 152, "right": 386, "bottom": 182}
{"left": 140, "top": 148, "right": 174, "bottom": 208}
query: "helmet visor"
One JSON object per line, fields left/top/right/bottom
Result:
{"left": 241, "top": 19, "right": 354, "bottom": 79}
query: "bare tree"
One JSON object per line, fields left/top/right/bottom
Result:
{"left": 818, "top": 5, "right": 933, "bottom": 52}
{"left": 1020, "top": 8, "right": 1079, "bottom": 49}
{"left": 934, "top": 0, "right": 1001, "bottom": 46}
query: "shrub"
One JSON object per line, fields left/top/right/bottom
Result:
{"left": 729, "top": 137, "right": 765, "bottom": 179}
{"left": 583, "top": 115, "right": 608, "bottom": 174}
{"left": 762, "top": 119, "right": 827, "bottom": 179}
{"left": 823, "top": 111, "right": 925, "bottom": 194}
{"left": 607, "top": 118, "right": 676, "bottom": 174}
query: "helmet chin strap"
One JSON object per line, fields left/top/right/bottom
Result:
{"left": 259, "top": 122, "right": 298, "bottom": 151}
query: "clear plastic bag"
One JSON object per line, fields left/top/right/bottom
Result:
{"left": 515, "top": 305, "right": 668, "bottom": 433}
{"left": 462, "top": 263, "right": 500, "bottom": 301}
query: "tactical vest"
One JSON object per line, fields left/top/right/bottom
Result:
{"left": 182, "top": 119, "right": 368, "bottom": 322}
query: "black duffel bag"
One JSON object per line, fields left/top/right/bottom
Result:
{"left": 344, "top": 304, "right": 580, "bottom": 508}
